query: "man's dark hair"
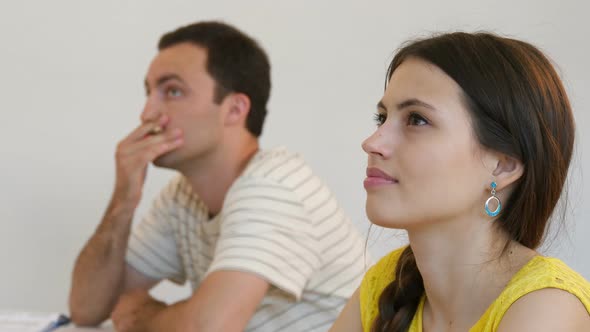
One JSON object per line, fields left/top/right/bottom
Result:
{"left": 159, "top": 21, "right": 271, "bottom": 137}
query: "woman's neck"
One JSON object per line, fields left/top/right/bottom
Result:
{"left": 407, "top": 216, "right": 536, "bottom": 331}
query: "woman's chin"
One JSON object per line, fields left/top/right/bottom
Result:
{"left": 366, "top": 209, "right": 409, "bottom": 230}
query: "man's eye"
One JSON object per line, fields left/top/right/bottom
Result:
{"left": 166, "top": 88, "right": 183, "bottom": 97}
{"left": 373, "top": 113, "right": 386, "bottom": 126}
{"left": 408, "top": 113, "right": 428, "bottom": 126}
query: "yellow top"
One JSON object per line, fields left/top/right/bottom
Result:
{"left": 360, "top": 247, "right": 590, "bottom": 331}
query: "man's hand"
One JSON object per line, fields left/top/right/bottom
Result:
{"left": 111, "top": 289, "right": 166, "bottom": 332}
{"left": 113, "top": 114, "right": 183, "bottom": 210}
{"left": 68, "top": 115, "right": 181, "bottom": 326}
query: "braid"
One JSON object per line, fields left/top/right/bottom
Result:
{"left": 371, "top": 247, "right": 424, "bottom": 332}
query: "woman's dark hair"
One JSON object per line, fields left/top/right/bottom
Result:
{"left": 159, "top": 21, "right": 271, "bottom": 137}
{"left": 372, "top": 32, "right": 575, "bottom": 332}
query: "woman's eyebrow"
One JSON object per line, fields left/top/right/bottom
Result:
{"left": 397, "top": 98, "right": 437, "bottom": 111}
{"left": 377, "top": 98, "right": 438, "bottom": 112}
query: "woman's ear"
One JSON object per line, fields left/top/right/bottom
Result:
{"left": 492, "top": 154, "right": 524, "bottom": 190}
{"left": 225, "top": 93, "right": 251, "bottom": 126}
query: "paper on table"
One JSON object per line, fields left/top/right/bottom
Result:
{"left": 55, "top": 326, "right": 114, "bottom": 331}
{"left": 0, "top": 311, "right": 62, "bottom": 332}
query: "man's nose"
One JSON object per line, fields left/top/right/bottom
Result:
{"left": 140, "top": 96, "right": 162, "bottom": 123}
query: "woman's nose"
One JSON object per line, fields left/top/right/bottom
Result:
{"left": 362, "top": 126, "right": 393, "bottom": 159}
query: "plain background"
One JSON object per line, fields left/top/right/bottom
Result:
{"left": 0, "top": 0, "right": 588, "bottom": 313}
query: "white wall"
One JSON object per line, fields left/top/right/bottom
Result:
{"left": 0, "top": 0, "right": 588, "bottom": 313}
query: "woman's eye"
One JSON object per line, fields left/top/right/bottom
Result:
{"left": 408, "top": 112, "right": 428, "bottom": 126}
{"left": 166, "top": 87, "right": 183, "bottom": 97}
{"left": 373, "top": 113, "right": 387, "bottom": 126}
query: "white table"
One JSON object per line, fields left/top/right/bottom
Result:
{"left": 56, "top": 326, "right": 114, "bottom": 331}
{"left": 0, "top": 311, "right": 114, "bottom": 332}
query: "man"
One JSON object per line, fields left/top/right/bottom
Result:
{"left": 69, "top": 21, "right": 367, "bottom": 332}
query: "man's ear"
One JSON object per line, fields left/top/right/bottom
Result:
{"left": 224, "top": 93, "right": 251, "bottom": 126}
{"left": 492, "top": 154, "right": 524, "bottom": 191}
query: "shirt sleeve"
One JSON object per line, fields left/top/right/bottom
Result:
{"left": 125, "top": 177, "right": 186, "bottom": 284}
{"left": 206, "top": 176, "right": 321, "bottom": 300}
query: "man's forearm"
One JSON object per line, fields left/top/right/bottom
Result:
{"left": 111, "top": 295, "right": 190, "bottom": 332}
{"left": 146, "top": 300, "right": 196, "bottom": 332}
{"left": 113, "top": 271, "right": 267, "bottom": 332}
{"left": 69, "top": 200, "right": 135, "bottom": 326}
{"left": 146, "top": 297, "right": 246, "bottom": 332}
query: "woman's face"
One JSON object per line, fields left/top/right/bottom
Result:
{"left": 362, "top": 57, "right": 494, "bottom": 230}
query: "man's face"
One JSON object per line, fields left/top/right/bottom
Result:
{"left": 142, "top": 42, "right": 224, "bottom": 170}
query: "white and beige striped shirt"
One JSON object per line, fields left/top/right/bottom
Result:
{"left": 126, "top": 147, "right": 368, "bottom": 331}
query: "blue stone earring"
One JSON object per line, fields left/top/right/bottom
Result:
{"left": 485, "top": 181, "right": 501, "bottom": 217}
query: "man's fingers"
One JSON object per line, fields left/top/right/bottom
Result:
{"left": 112, "top": 122, "right": 182, "bottom": 204}
{"left": 121, "top": 128, "right": 183, "bottom": 157}
{"left": 143, "top": 137, "right": 184, "bottom": 162}
{"left": 123, "top": 115, "right": 170, "bottom": 143}
{"left": 116, "top": 135, "right": 184, "bottom": 177}
{"left": 146, "top": 126, "right": 163, "bottom": 136}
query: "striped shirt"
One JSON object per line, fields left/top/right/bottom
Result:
{"left": 126, "top": 147, "right": 368, "bottom": 331}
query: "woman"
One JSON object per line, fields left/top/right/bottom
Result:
{"left": 330, "top": 32, "right": 590, "bottom": 331}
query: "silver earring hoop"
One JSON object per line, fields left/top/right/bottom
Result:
{"left": 485, "top": 181, "right": 501, "bottom": 217}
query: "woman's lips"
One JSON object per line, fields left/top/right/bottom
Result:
{"left": 364, "top": 167, "right": 398, "bottom": 189}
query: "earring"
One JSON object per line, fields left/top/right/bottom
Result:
{"left": 485, "top": 181, "right": 501, "bottom": 217}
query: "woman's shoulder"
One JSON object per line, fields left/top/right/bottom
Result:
{"left": 359, "top": 246, "right": 408, "bottom": 331}
{"left": 362, "top": 246, "right": 407, "bottom": 292}
{"left": 496, "top": 286, "right": 590, "bottom": 331}
{"left": 502, "top": 255, "right": 590, "bottom": 310}
{"left": 476, "top": 255, "right": 590, "bottom": 331}
{"left": 368, "top": 246, "right": 407, "bottom": 277}
{"left": 511, "top": 256, "right": 590, "bottom": 302}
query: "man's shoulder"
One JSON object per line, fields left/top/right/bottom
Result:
{"left": 240, "top": 146, "right": 311, "bottom": 183}
{"left": 225, "top": 147, "right": 309, "bottom": 205}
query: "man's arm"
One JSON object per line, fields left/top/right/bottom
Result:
{"left": 111, "top": 270, "right": 269, "bottom": 332}
{"left": 69, "top": 201, "right": 155, "bottom": 326}
{"left": 69, "top": 115, "right": 183, "bottom": 326}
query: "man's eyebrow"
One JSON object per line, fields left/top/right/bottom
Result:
{"left": 144, "top": 74, "right": 185, "bottom": 92}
